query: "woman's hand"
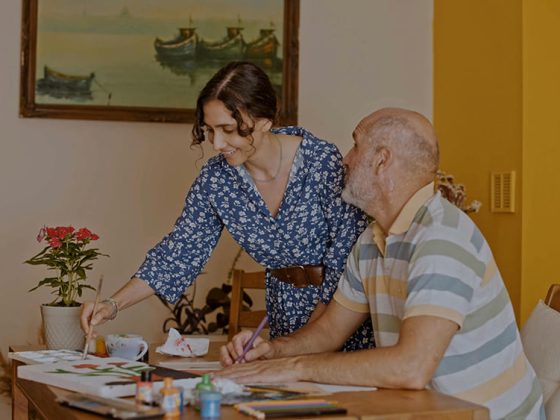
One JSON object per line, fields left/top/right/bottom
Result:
{"left": 220, "top": 330, "right": 274, "bottom": 366}
{"left": 80, "top": 301, "right": 115, "bottom": 333}
{"left": 80, "top": 277, "right": 155, "bottom": 333}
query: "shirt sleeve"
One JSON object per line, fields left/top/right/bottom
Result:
{"left": 134, "top": 165, "right": 224, "bottom": 303}
{"left": 403, "top": 230, "right": 479, "bottom": 328}
{"left": 333, "top": 241, "right": 370, "bottom": 313}
{"left": 318, "top": 143, "right": 368, "bottom": 303}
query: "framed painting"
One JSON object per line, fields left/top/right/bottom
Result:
{"left": 20, "top": 0, "right": 299, "bottom": 124}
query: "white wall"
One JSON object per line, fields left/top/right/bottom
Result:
{"left": 0, "top": 0, "right": 432, "bottom": 360}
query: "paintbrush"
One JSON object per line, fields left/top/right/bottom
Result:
{"left": 82, "top": 275, "right": 104, "bottom": 359}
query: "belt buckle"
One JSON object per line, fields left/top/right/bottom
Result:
{"left": 292, "top": 265, "right": 308, "bottom": 288}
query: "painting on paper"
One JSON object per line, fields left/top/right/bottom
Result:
{"left": 20, "top": 0, "right": 299, "bottom": 123}
{"left": 17, "top": 357, "right": 197, "bottom": 397}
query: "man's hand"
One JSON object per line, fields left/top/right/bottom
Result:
{"left": 220, "top": 330, "right": 274, "bottom": 366}
{"left": 217, "top": 357, "right": 303, "bottom": 384}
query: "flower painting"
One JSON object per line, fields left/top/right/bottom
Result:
{"left": 20, "top": 0, "right": 299, "bottom": 123}
{"left": 18, "top": 358, "right": 197, "bottom": 397}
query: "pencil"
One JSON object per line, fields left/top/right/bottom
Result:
{"left": 236, "top": 314, "right": 268, "bottom": 363}
{"left": 245, "top": 385, "right": 307, "bottom": 394}
{"left": 82, "top": 275, "right": 104, "bottom": 359}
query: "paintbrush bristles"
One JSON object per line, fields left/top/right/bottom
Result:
{"left": 82, "top": 275, "right": 104, "bottom": 359}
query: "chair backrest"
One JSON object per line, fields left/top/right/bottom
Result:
{"left": 228, "top": 269, "right": 268, "bottom": 341}
{"left": 521, "top": 283, "right": 560, "bottom": 418}
{"left": 545, "top": 284, "right": 560, "bottom": 312}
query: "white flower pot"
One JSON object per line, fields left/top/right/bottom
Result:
{"left": 41, "top": 304, "right": 84, "bottom": 350}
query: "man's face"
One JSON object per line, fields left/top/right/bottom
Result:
{"left": 342, "top": 124, "right": 382, "bottom": 213}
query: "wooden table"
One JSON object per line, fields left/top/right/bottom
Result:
{"left": 11, "top": 344, "right": 489, "bottom": 419}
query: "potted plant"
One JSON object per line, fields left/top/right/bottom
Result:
{"left": 435, "top": 170, "right": 482, "bottom": 214}
{"left": 159, "top": 282, "right": 253, "bottom": 335}
{"left": 24, "top": 226, "right": 108, "bottom": 349}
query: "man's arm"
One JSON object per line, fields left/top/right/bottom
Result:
{"left": 219, "top": 314, "right": 458, "bottom": 389}
{"left": 221, "top": 300, "right": 367, "bottom": 365}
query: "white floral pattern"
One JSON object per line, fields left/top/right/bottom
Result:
{"left": 135, "top": 127, "right": 374, "bottom": 350}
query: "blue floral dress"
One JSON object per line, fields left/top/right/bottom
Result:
{"left": 135, "top": 127, "right": 374, "bottom": 351}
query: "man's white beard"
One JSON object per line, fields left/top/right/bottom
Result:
{"left": 342, "top": 167, "right": 381, "bottom": 214}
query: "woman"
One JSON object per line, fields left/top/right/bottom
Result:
{"left": 81, "top": 62, "right": 373, "bottom": 351}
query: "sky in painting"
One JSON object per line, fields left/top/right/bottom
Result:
{"left": 42, "top": 0, "right": 283, "bottom": 20}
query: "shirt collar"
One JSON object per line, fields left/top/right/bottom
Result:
{"left": 372, "top": 182, "right": 435, "bottom": 256}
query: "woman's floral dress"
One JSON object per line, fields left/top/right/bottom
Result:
{"left": 135, "top": 127, "right": 374, "bottom": 350}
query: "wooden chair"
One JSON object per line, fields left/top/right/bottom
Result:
{"left": 228, "top": 269, "right": 268, "bottom": 341}
{"left": 545, "top": 284, "right": 560, "bottom": 311}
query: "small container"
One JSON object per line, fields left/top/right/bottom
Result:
{"left": 193, "top": 374, "right": 214, "bottom": 410}
{"left": 135, "top": 370, "right": 153, "bottom": 406}
{"left": 159, "top": 377, "right": 181, "bottom": 419}
{"left": 199, "top": 391, "right": 221, "bottom": 419}
{"left": 95, "top": 336, "right": 108, "bottom": 356}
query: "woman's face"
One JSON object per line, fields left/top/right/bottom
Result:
{"left": 202, "top": 99, "right": 269, "bottom": 166}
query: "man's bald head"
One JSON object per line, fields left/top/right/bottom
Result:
{"left": 358, "top": 107, "right": 439, "bottom": 184}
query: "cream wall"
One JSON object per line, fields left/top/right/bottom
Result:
{"left": 0, "top": 0, "right": 432, "bottom": 360}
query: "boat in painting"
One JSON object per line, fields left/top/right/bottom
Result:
{"left": 154, "top": 27, "right": 198, "bottom": 59}
{"left": 153, "top": 22, "right": 281, "bottom": 64}
{"left": 197, "top": 26, "right": 246, "bottom": 60}
{"left": 36, "top": 66, "right": 95, "bottom": 99}
{"left": 244, "top": 28, "right": 279, "bottom": 59}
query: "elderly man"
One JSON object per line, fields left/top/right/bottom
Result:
{"left": 219, "top": 108, "right": 544, "bottom": 419}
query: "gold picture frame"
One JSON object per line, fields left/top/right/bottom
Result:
{"left": 20, "top": 0, "right": 299, "bottom": 124}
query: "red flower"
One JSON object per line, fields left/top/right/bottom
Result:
{"left": 73, "top": 364, "right": 99, "bottom": 369}
{"left": 48, "top": 238, "right": 62, "bottom": 248}
{"left": 76, "top": 228, "right": 93, "bottom": 241}
{"left": 25, "top": 224, "right": 107, "bottom": 307}
{"left": 56, "top": 226, "right": 75, "bottom": 239}
{"left": 36, "top": 227, "right": 46, "bottom": 242}
{"left": 46, "top": 227, "right": 58, "bottom": 239}
{"left": 108, "top": 362, "right": 128, "bottom": 367}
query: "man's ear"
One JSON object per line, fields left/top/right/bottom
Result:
{"left": 374, "top": 147, "right": 391, "bottom": 174}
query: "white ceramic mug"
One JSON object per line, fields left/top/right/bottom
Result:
{"left": 105, "top": 334, "right": 148, "bottom": 361}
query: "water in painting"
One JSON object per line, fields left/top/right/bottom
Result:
{"left": 35, "top": 0, "right": 284, "bottom": 108}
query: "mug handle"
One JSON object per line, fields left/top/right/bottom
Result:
{"left": 135, "top": 340, "right": 148, "bottom": 361}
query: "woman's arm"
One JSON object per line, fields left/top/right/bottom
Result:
{"left": 80, "top": 277, "right": 154, "bottom": 331}
{"left": 81, "top": 162, "right": 225, "bottom": 331}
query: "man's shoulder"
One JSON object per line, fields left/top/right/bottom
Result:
{"left": 414, "top": 194, "right": 479, "bottom": 239}
{"left": 409, "top": 194, "right": 489, "bottom": 260}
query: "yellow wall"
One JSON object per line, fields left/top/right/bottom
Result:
{"left": 521, "top": 0, "right": 560, "bottom": 321}
{"left": 433, "top": 1, "right": 523, "bottom": 318}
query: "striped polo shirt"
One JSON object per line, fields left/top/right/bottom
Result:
{"left": 334, "top": 183, "right": 544, "bottom": 419}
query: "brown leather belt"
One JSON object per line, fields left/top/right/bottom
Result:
{"left": 268, "top": 265, "right": 324, "bottom": 288}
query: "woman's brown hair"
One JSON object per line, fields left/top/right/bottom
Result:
{"left": 191, "top": 61, "right": 278, "bottom": 145}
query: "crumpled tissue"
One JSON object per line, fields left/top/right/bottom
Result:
{"left": 155, "top": 328, "right": 209, "bottom": 357}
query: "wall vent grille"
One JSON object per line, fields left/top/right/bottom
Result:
{"left": 490, "top": 171, "right": 515, "bottom": 213}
